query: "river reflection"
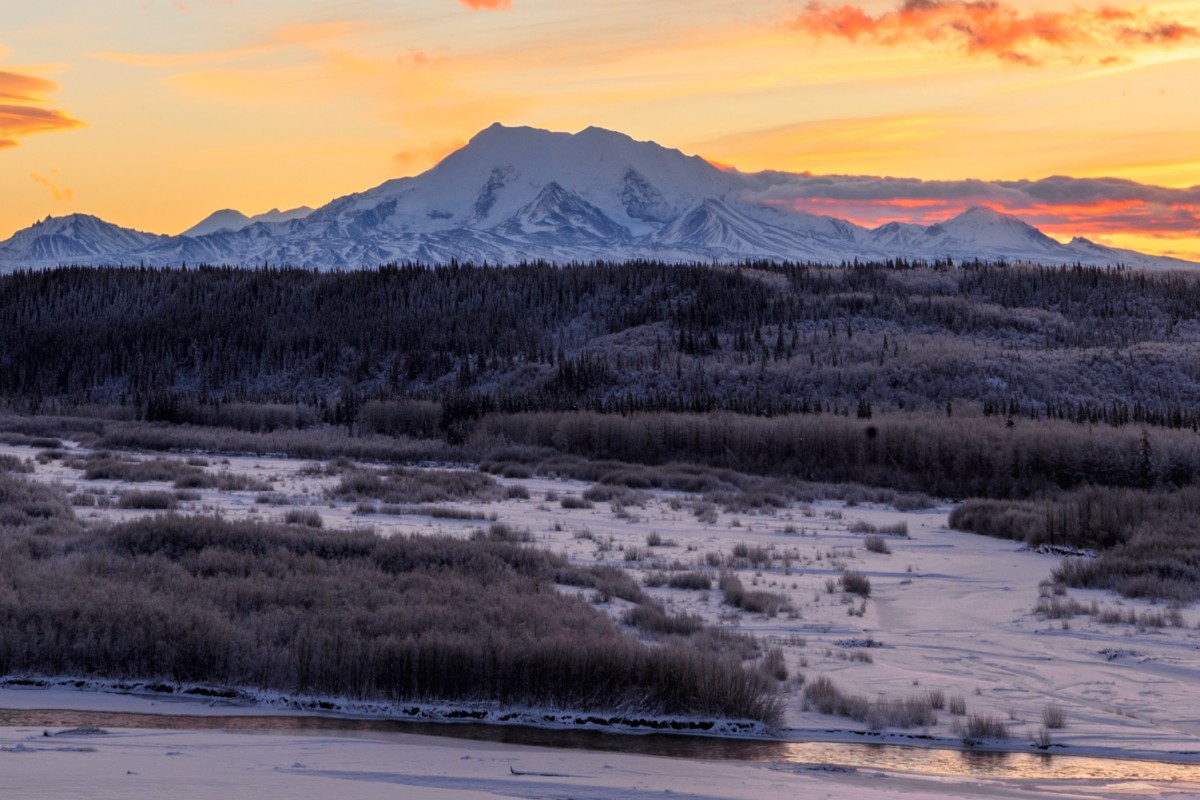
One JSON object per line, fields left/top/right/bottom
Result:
{"left": 2, "top": 707, "right": 1198, "bottom": 784}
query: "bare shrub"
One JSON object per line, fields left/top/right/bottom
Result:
{"left": 174, "top": 471, "right": 272, "bottom": 492}
{"left": 964, "top": 714, "right": 1009, "bottom": 744}
{"left": 1035, "top": 596, "right": 1097, "bottom": 620}
{"left": 948, "top": 695, "right": 967, "bottom": 715}
{"left": 622, "top": 602, "right": 704, "bottom": 637}
{"left": 839, "top": 570, "right": 872, "bottom": 598}
{"left": 583, "top": 485, "right": 649, "bottom": 506}
{"left": 955, "top": 489, "right": 1200, "bottom": 603}
{"left": 117, "top": 490, "right": 177, "bottom": 510}
{"left": 730, "top": 543, "right": 773, "bottom": 568}
{"left": 667, "top": 571, "right": 712, "bottom": 591}
{"left": 0, "top": 454, "right": 34, "bottom": 474}
{"left": 560, "top": 496, "right": 593, "bottom": 510}
{"left": 1032, "top": 727, "right": 1054, "bottom": 749}
{"left": 404, "top": 505, "right": 491, "bottom": 521}
{"left": 645, "top": 531, "right": 663, "bottom": 547}
{"left": 332, "top": 467, "right": 501, "bottom": 506}
{"left": 892, "top": 493, "right": 934, "bottom": 511}
{"left": 863, "top": 535, "right": 891, "bottom": 555}
{"left": 283, "top": 509, "right": 324, "bottom": 529}
{"left": 803, "top": 676, "right": 937, "bottom": 729}
{"left": 472, "top": 523, "right": 532, "bottom": 543}
{"left": 565, "top": 565, "right": 644, "bottom": 604}
{"left": 0, "top": 472, "right": 77, "bottom": 531}
{"left": 760, "top": 647, "right": 788, "bottom": 681}
{"left": 850, "top": 520, "right": 908, "bottom": 537}
{"left": 504, "top": 485, "right": 530, "bottom": 500}
{"left": 85, "top": 457, "right": 196, "bottom": 484}
{"left": 1041, "top": 703, "right": 1067, "bottom": 729}
{"left": 693, "top": 501, "right": 718, "bottom": 524}
{"left": 97, "top": 423, "right": 456, "bottom": 465}
{"left": 719, "top": 573, "right": 790, "bottom": 616}
{"left": 0, "top": 512, "right": 780, "bottom": 724}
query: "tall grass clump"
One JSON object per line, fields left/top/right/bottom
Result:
{"left": 117, "top": 490, "right": 178, "bottom": 510}
{"left": 839, "top": 570, "right": 872, "bottom": 598}
{"left": 1041, "top": 703, "right": 1067, "bottom": 729}
{"left": 719, "top": 573, "right": 791, "bottom": 616}
{"left": 803, "top": 676, "right": 938, "bottom": 730}
{"left": 962, "top": 714, "right": 1009, "bottom": 744}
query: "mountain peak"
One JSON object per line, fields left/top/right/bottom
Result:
{"left": 182, "top": 209, "right": 252, "bottom": 237}
{"left": 181, "top": 206, "right": 314, "bottom": 237}
{"left": 952, "top": 206, "right": 1021, "bottom": 224}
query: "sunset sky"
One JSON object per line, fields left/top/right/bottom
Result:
{"left": 3, "top": 0, "right": 1199, "bottom": 259}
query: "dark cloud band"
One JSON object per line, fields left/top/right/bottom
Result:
{"left": 750, "top": 173, "right": 1200, "bottom": 237}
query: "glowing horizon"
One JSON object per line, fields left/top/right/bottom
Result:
{"left": 3, "top": 0, "right": 1198, "bottom": 260}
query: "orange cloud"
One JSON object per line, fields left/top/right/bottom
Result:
{"left": 460, "top": 0, "right": 511, "bottom": 9}
{"left": 0, "top": 69, "right": 60, "bottom": 102}
{"left": 0, "top": 68, "right": 84, "bottom": 148}
{"left": 789, "top": 0, "right": 1199, "bottom": 64}
{"left": 31, "top": 169, "right": 74, "bottom": 203}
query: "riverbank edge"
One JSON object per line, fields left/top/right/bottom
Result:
{"left": 3, "top": 676, "right": 1198, "bottom": 767}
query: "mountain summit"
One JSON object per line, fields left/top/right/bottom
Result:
{"left": 0, "top": 125, "right": 1191, "bottom": 270}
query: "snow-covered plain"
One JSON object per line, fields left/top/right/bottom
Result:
{"left": 3, "top": 440, "right": 1200, "bottom": 796}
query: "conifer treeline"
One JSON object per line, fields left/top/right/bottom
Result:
{"left": 3, "top": 261, "right": 1200, "bottom": 427}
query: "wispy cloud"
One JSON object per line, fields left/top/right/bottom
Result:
{"left": 0, "top": 69, "right": 84, "bottom": 149}
{"left": 788, "top": 0, "right": 1199, "bottom": 64}
{"left": 30, "top": 169, "right": 74, "bottom": 203}
{"left": 460, "top": 0, "right": 512, "bottom": 9}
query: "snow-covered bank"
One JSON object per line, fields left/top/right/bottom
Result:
{"left": 0, "top": 680, "right": 767, "bottom": 738}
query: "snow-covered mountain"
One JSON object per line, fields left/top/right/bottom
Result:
{"left": 0, "top": 124, "right": 1192, "bottom": 271}
{"left": 181, "top": 206, "right": 313, "bottom": 237}
{"left": 0, "top": 214, "right": 165, "bottom": 266}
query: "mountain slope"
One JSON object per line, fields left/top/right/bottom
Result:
{"left": 0, "top": 125, "right": 1193, "bottom": 271}
{"left": 0, "top": 215, "right": 164, "bottom": 266}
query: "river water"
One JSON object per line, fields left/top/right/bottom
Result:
{"left": 3, "top": 707, "right": 1198, "bottom": 784}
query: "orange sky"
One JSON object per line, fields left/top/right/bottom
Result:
{"left": 2, "top": 0, "right": 1198, "bottom": 259}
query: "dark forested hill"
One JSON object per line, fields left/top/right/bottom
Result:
{"left": 3, "top": 261, "right": 1200, "bottom": 430}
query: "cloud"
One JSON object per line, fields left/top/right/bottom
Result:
{"left": 0, "top": 103, "right": 85, "bottom": 146}
{"left": 788, "top": 0, "right": 1199, "bottom": 64}
{"left": 31, "top": 169, "right": 74, "bottom": 203}
{"left": 0, "top": 68, "right": 84, "bottom": 148}
{"left": 749, "top": 172, "right": 1200, "bottom": 240}
{"left": 460, "top": 0, "right": 512, "bottom": 9}
{"left": 0, "top": 69, "right": 60, "bottom": 102}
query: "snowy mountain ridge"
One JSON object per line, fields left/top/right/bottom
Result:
{"left": 180, "top": 206, "right": 314, "bottom": 238}
{"left": 0, "top": 124, "right": 1192, "bottom": 271}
